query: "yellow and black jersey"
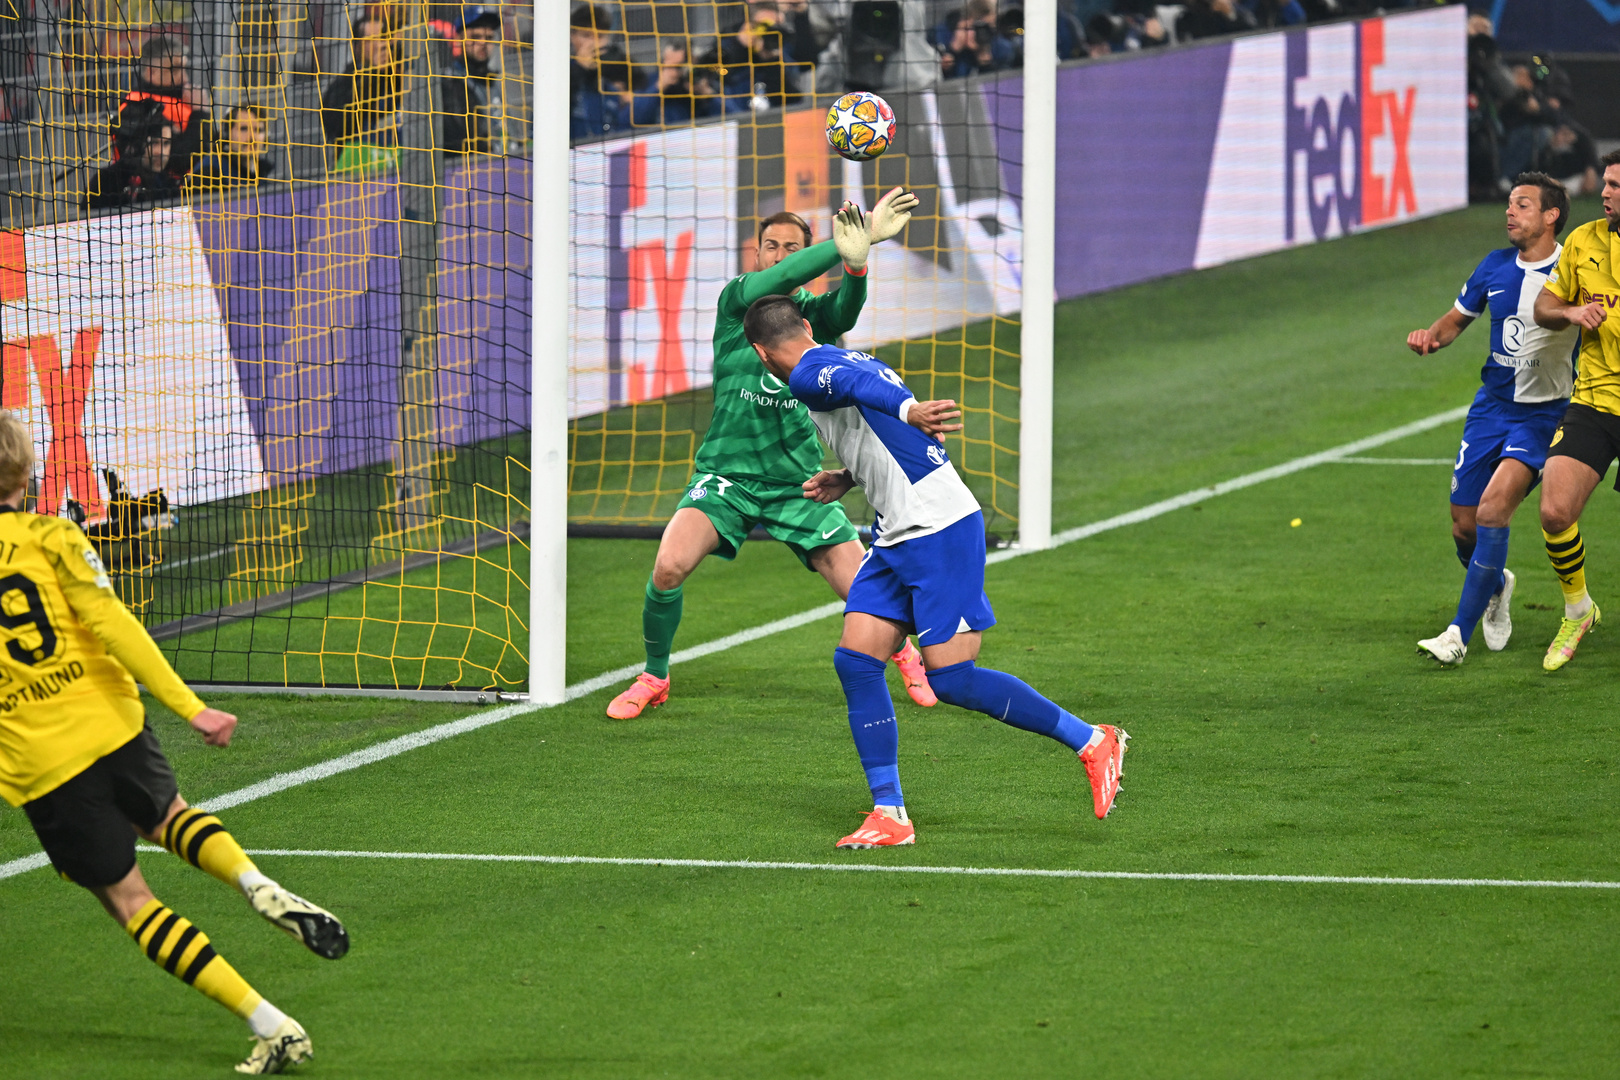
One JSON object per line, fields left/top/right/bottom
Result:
{"left": 1547, "top": 219, "right": 1620, "bottom": 416}
{"left": 0, "top": 509, "right": 204, "bottom": 806}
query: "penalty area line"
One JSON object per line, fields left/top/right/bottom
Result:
{"left": 0, "top": 405, "right": 1468, "bottom": 885}
{"left": 219, "top": 848, "right": 1620, "bottom": 891}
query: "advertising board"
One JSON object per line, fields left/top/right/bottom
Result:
{"left": 0, "top": 209, "right": 265, "bottom": 520}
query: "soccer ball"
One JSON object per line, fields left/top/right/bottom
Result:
{"left": 825, "top": 91, "right": 895, "bottom": 161}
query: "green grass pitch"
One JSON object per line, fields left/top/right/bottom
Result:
{"left": 4, "top": 200, "right": 1620, "bottom": 1077}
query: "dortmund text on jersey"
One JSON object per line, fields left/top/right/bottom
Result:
{"left": 0, "top": 511, "right": 204, "bottom": 806}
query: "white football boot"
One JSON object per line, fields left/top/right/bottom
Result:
{"left": 1480, "top": 567, "right": 1515, "bottom": 651}
{"left": 1417, "top": 624, "right": 1467, "bottom": 666}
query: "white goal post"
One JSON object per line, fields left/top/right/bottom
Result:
{"left": 530, "top": 1, "right": 571, "bottom": 706}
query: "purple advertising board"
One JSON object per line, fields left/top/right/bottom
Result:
{"left": 193, "top": 162, "right": 533, "bottom": 481}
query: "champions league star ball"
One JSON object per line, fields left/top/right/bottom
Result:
{"left": 825, "top": 91, "right": 895, "bottom": 161}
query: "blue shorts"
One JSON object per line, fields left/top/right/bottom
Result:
{"left": 845, "top": 512, "right": 997, "bottom": 644}
{"left": 1450, "top": 390, "right": 1565, "bottom": 506}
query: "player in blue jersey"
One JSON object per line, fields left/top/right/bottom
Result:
{"left": 743, "top": 273, "right": 1129, "bottom": 848}
{"left": 1405, "top": 173, "right": 1578, "bottom": 665}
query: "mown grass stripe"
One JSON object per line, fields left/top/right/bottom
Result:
{"left": 0, "top": 405, "right": 1468, "bottom": 885}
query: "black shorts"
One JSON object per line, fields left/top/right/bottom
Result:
{"left": 1549, "top": 402, "right": 1620, "bottom": 490}
{"left": 22, "top": 724, "right": 179, "bottom": 888}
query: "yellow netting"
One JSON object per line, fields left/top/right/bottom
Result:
{"left": 0, "top": 1, "right": 1023, "bottom": 693}
{"left": 565, "top": 4, "right": 1022, "bottom": 537}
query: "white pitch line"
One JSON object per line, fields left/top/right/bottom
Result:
{"left": 218, "top": 848, "right": 1620, "bottom": 891}
{"left": 988, "top": 405, "right": 1467, "bottom": 562}
{"left": 0, "top": 405, "right": 1468, "bottom": 884}
{"left": 1335, "top": 457, "right": 1453, "bottom": 466}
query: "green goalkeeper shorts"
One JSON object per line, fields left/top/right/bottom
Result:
{"left": 676, "top": 471, "right": 860, "bottom": 569}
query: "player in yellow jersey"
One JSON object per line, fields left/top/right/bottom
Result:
{"left": 1533, "top": 148, "right": 1620, "bottom": 670}
{"left": 0, "top": 413, "right": 347, "bottom": 1073}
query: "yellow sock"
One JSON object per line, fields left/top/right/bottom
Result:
{"left": 1543, "top": 524, "right": 1590, "bottom": 606}
{"left": 125, "top": 898, "right": 263, "bottom": 1020}
{"left": 162, "top": 807, "right": 256, "bottom": 887}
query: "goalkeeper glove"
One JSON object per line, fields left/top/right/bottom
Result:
{"left": 868, "top": 186, "right": 919, "bottom": 244}
{"left": 833, "top": 201, "right": 871, "bottom": 271}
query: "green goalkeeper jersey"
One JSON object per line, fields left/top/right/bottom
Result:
{"left": 694, "top": 241, "right": 868, "bottom": 485}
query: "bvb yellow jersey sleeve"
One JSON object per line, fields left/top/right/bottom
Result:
{"left": 0, "top": 512, "right": 205, "bottom": 806}
{"left": 44, "top": 523, "right": 206, "bottom": 722}
{"left": 1546, "top": 228, "right": 1583, "bottom": 303}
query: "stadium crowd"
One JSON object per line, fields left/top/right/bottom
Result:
{"left": 47, "top": 1, "right": 1562, "bottom": 209}
{"left": 569, "top": 0, "right": 1447, "bottom": 142}
{"left": 1466, "top": 11, "right": 1601, "bottom": 202}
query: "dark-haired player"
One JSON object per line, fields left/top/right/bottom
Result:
{"left": 1406, "top": 172, "right": 1578, "bottom": 665}
{"left": 1532, "top": 148, "right": 1620, "bottom": 670}
{"left": 606, "top": 188, "right": 939, "bottom": 718}
{"left": 743, "top": 267, "right": 1129, "bottom": 848}
{"left": 0, "top": 412, "right": 347, "bottom": 1074}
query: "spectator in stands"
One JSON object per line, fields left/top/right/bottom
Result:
{"left": 87, "top": 99, "right": 181, "bottom": 209}
{"left": 111, "top": 35, "right": 209, "bottom": 180}
{"left": 633, "top": 39, "right": 722, "bottom": 127}
{"left": 441, "top": 6, "right": 503, "bottom": 157}
{"left": 1497, "top": 62, "right": 1553, "bottom": 188}
{"left": 1177, "top": 0, "right": 1256, "bottom": 40}
{"left": 1541, "top": 119, "right": 1602, "bottom": 196}
{"left": 1467, "top": 12, "right": 1515, "bottom": 201}
{"left": 187, "top": 105, "right": 275, "bottom": 191}
{"left": 720, "top": 2, "right": 816, "bottom": 111}
{"left": 321, "top": 15, "right": 404, "bottom": 171}
{"left": 937, "top": 0, "right": 1015, "bottom": 79}
{"left": 1084, "top": 11, "right": 1170, "bottom": 54}
{"left": 570, "top": 2, "right": 632, "bottom": 139}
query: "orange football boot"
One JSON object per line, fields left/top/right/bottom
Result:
{"left": 891, "top": 639, "right": 938, "bottom": 707}
{"left": 606, "top": 672, "right": 669, "bottom": 719}
{"left": 836, "top": 808, "right": 916, "bottom": 849}
{"left": 1079, "top": 725, "right": 1129, "bottom": 819}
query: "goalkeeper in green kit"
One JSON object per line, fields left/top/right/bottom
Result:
{"left": 607, "top": 186, "right": 936, "bottom": 719}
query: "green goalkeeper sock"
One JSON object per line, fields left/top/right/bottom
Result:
{"left": 642, "top": 578, "right": 683, "bottom": 679}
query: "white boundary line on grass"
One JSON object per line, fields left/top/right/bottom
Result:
{"left": 0, "top": 405, "right": 1469, "bottom": 885}
{"left": 197, "top": 848, "right": 1620, "bottom": 890}
{"left": 1335, "top": 457, "right": 1453, "bottom": 466}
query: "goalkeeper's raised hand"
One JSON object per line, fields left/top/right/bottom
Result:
{"left": 868, "top": 186, "right": 920, "bottom": 244}
{"left": 833, "top": 201, "right": 872, "bottom": 271}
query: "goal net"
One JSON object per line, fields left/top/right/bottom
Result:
{"left": 0, "top": 0, "right": 1029, "bottom": 699}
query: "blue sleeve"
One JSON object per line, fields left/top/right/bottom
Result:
{"left": 791, "top": 358, "right": 915, "bottom": 416}
{"left": 1455, "top": 254, "right": 1493, "bottom": 317}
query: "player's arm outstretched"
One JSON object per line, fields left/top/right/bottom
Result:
{"left": 48, "top": 528, "right": 236, "bottom": 745}
{"left": 1407, "top": 308, "right": 1474, "bottom": 355}
{"left": 800, "top": 187, "right": 919, "bottom": 339}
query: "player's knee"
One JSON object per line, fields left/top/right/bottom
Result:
{"left": 924, "top": 660, "right": 977, "bottom": 708}
{"left": 1540, "top": 501, "right": 1577, "bottom": 534}
{"left": 650, "top": 558, "right": 691, "bottom": 592}
{"left": 1476, "top": 500, "right": 1513, "bottom": 529}
{"left": 1451, "top": 520, "right": 1476, "bottom": 548}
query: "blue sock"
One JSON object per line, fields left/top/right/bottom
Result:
{"left": 1453, "top": 525, "right": 1510, "bottom": 645}
{"left": 833, "top": 647, "right": 902, "bottom": 805}
{"left": 1454, "top": 533, "right": 1475, "bottom": 569}
{"left": 926, "top": 660, "right": 1095, "bottom": 752}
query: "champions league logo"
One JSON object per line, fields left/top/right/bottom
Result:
{"left": 927, "top": 444, "right": 947, "bottom": 467}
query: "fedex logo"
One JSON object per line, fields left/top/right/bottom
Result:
{"left": 605, "top": 142, "right": 694, "bottom": 407}
{"left": 1285, "top": 18, "right": 1417, "bottom": 243}
{"left": 1, "top": 231, "right": 106, "bottom": 520}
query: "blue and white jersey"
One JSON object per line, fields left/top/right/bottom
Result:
{"left": 1455, "top": 245, "right": 1579, "bottom": 405}
{"left": 788, "top": 345, "right": 981, "bottom": 547}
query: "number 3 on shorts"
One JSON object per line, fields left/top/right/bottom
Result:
{"left": 1454, "top": 439, "right": 1468, "bottom": 471}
